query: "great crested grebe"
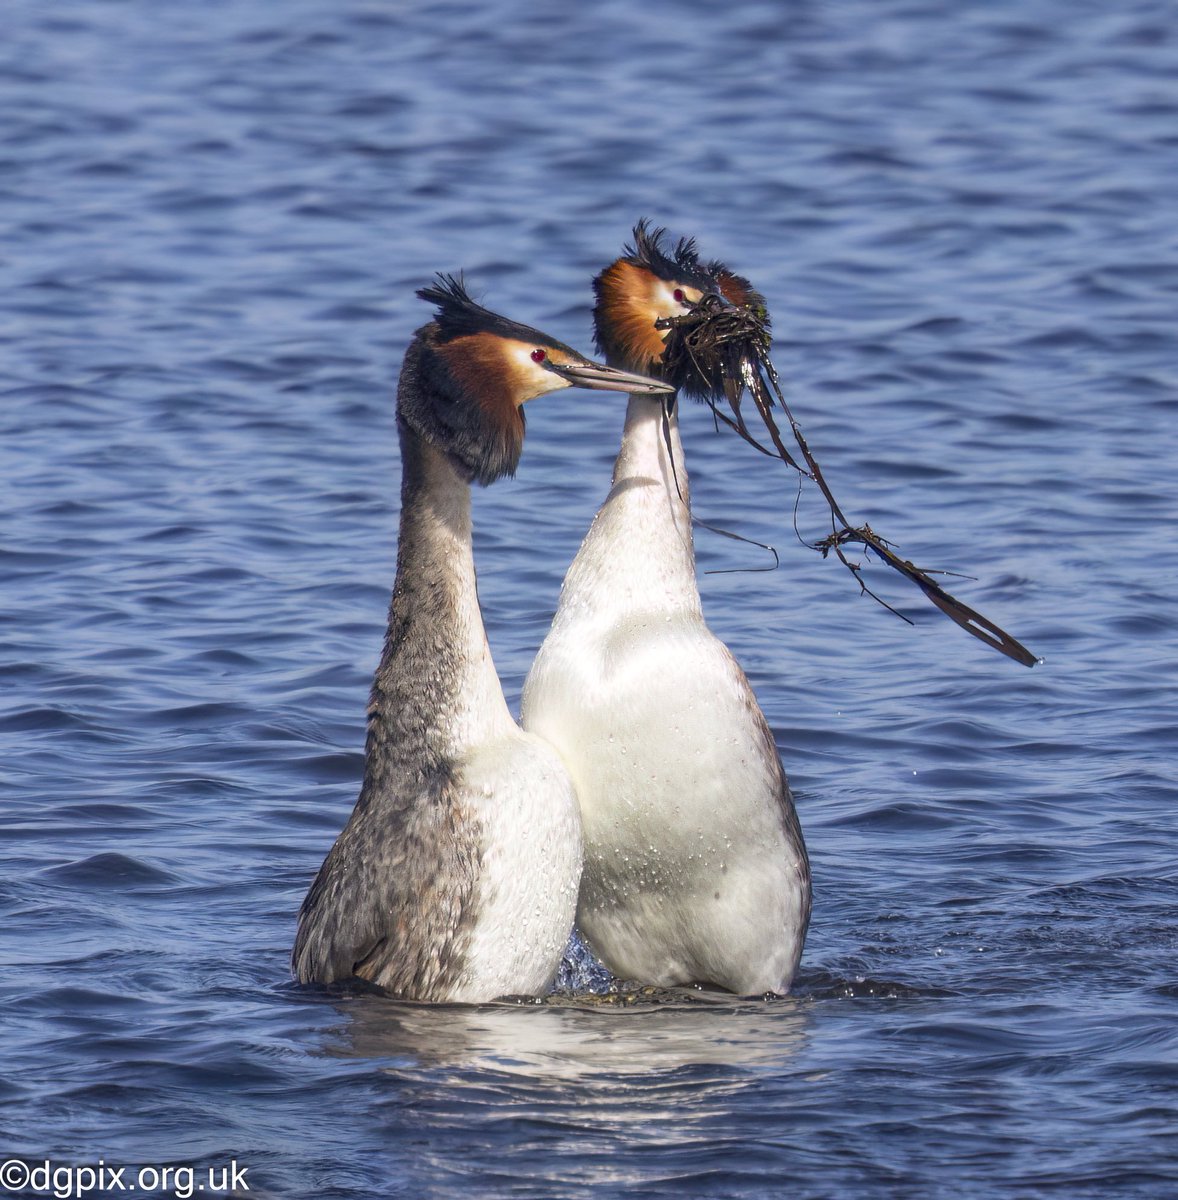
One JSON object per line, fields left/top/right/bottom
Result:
{"left": 293, "top": 276, "right": 673, "bottom": 1003}
{"left": 521, "top": 224, "right": 811, "bottom": 996}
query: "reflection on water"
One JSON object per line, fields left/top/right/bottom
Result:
{"left": 313, "top": 993, "right": 811, "bottom": 1198}
{"left": 330, "top": 991, "right": 809, "bottom": 1079}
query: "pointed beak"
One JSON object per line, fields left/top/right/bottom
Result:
{"left": 699, "top": 290, "right": 735, "bottom": 311}
{"left": 546, "top": 359, "right": 674, "bottom": 396}
{"left": 654, "top": 290, "right": 733, "bottom": 332}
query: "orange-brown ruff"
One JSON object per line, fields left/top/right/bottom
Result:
{"left": 713, "top": 268, "right": 764, "bottom": 313}
{"left": 593, "top": 259, "right": 680, "bottom": 373}
{"left": 431, "top": 333, "right": 528, "bottom": 482}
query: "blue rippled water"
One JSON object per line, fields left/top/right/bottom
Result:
{"left": 3, "top": 1, "right": 1177, "bottom": 1196}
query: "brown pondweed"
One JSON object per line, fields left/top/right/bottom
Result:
{"left": 655, "top": 297, "right": 1038, "bottom": 668}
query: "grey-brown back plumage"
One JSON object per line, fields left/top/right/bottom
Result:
{"left": 292, "top": 399, "right": 490, "bottom": 998}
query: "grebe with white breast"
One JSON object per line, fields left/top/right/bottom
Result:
{"left": 522, "top": 225, "right": 811, "bottom": 996}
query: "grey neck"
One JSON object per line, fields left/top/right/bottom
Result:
{"left": 359, "top": 418, "right": 509, "bottom": 806}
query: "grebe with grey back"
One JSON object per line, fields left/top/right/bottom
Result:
{"left": 293, "top": 276, "right": 673, "bottom": 1003}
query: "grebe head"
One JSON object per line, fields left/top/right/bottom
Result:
{"left": 592, "top": 219, "right": 770, "bottom": 398}
{"left": 403, "top": 274, "right": 673, "bottom": 485}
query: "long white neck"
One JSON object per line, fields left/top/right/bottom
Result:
{"left": 614, "top": 395, "right": 693, "bottom": 538}
{"left": 551, "top": 394, "right": 701, "bottom": 625}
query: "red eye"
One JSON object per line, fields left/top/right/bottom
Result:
{"left": 531, "top": 348, "right": 547, "bottom": 363}
{"left": 673, "top": 288, "right": 686, "bottom": 303}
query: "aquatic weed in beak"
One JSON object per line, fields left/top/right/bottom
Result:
{"left": 657, "top": 290, "right": 1038, "bottom": 668}
{"left": 656, "top": 294, "right": 773, "bottom": 405}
